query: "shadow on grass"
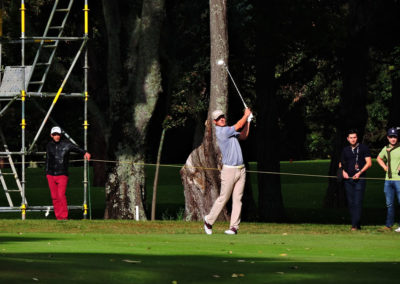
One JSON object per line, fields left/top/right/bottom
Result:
{"left": 0, "top": 236, "right": 56, "bottom": 243}
{"left": 0, "top": 252, "right": 398, "bottom": 284}
{"left": 284, "top": 207, "right": 388, "bottom": 225}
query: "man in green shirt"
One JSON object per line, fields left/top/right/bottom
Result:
{"left": 377, "top": 127, "right": 400, "bottom": 232}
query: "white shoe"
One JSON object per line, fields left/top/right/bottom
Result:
{"left": 204, "top": 217, "right": 212, "bottom": 235}
{"left": 224, "top": 227, "right": 238, "bottom": 235}
{"left": 395, "top": 227, "right": 400, "bottom": 233}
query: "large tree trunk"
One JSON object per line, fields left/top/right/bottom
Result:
{"left": 86, "top": 2, "right": 110, "bottom": 187}
{"left": 324, "top": 0, "right": 370, "bottom": 208}
{"left": 255, "top": 61, "right": 285, "bottom": 221}
{"left": 180, "top": 0, "right": 229, "bottom": 221}
{"left": 255, "top": 0, "right": 285, "bottom": 222}
{"left": 180, "top": 121, "right": 227, "bottom": 221}
{"left": 103, "top": 0, "right": 165, "bottom": 219}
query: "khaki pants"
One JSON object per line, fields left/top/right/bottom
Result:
{"left": 205, "top": 166, "right": 246, "bottom": 229}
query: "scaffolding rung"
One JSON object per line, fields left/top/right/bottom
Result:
{"left": 0, "top": 173, "right": 14, "bottom": 176}
{"left": 0, "top": 207, "right": 22, "bottom": 212}
{"left": 36, "top": 63, "right": 50, "bottom": 66}
{"left": 29, "top": 81, "right": 44, "bottom": 85}
{"left": 4, "top": 190, "right": 21, "bottom": 192}
{"left": 0, "top": 151, "right": 23, "bottom": 155}
{"left": 56, "top": 9, "right": 70, "bottom": 12}
{"left": 43, "top": 44, "right": 57, "bottom": 48}
{"left": 49, "top": 26, "right": 63, "bottom": 30}
{"left": 31, "top": 36, "right": 84, "bottom": 41}
{"left": 0, "top": 206, "right": 82, "bottom": 213}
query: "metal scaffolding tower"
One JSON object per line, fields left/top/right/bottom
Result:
{"left": 0, "top": 0, "right": 89, "bottom": 219}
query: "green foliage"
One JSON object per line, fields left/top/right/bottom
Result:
{"left": 161, "top": 1, "right": 210, "bottom": 131}
{"left": 306, "top": 131, "right": 333, "bottom": 158}
{"left": 2, "top": 0, "right": 400, "bottom": 163}
{"left": 175, "top": 207, "right": 185, "bottom": 220}
{"left": 391, "top": 46, "right": 400, "bottom": 80}
{"left": 162, "top": 62, "right": 209, "bottom": 130}
{"left": 365, "top": 53, "right": 393, "bottom": 148}
{"left": 161, "top": 207, "right": 185, "bottom": 221}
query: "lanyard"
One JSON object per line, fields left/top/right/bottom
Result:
{"left": 352, "top": 144, "right": 359, "bottom": 168}
{"left": 387, "top": 143, "right": 400, "bottom": 178}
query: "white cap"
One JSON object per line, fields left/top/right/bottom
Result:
{"left": 51, "top": 126, "right": 62, "bottom": 135}
{"left": 212, "top": 110, "right": 225, "bottom": 120}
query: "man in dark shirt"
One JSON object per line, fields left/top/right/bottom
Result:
{"left": 46, "top": 126, "right": 91, "bottom": 220}
{"left": 339, "top": 129, "right": 372, "bottom": 230}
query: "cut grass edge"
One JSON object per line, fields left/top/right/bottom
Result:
{"left": 1, "top": 220, "right": 399, "bottom": 236}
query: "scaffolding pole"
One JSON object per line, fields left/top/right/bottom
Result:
{"left": 20, "top": 0, "right": 27, "bottom": 220}
{"left": 0, "top": 0, "right": 89, "bottom": 219}
{"left": 0, "top": 0, "right": 3, "bottom": 85}
{"left": 28, "top": 38, "right": 88, "bottom": 153}
{"left": 83, "top": 0, "right": 89, "bottom": 219}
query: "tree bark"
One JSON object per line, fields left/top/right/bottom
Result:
{"left": 209, "top": 0, "right": 229, "bottom": 115}
{"left": 180, "top": 0, "right": 229, "bottom": 221}
{"left": 103, "top": 0, "right": 165, "bottom": 219}
{"left": 180, "top": 120, "right": 227, "bottom": 221}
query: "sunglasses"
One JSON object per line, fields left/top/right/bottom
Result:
{"left": 51, "top": 133, "right": 61, "bottom": 136}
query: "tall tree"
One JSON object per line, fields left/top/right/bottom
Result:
{"left": 180, "top": 0, "right": 229, "bottom": 221}
{"left": 324, "top": 0, "right": 371, "bottom": 207}
{"left": 254, "top": 0, "right": 285, "bottom": 221}
{"left": 102, "top": 0, "right": 165, "bottom": 219}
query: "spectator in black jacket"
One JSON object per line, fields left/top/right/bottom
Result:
{"left": 46, "top": 126, "right": 91, "bottom": 220}
{"left": 339, "top": 129, "right": 371, "bottom": 230}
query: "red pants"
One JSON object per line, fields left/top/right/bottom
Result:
{"left": 46, "top": 175, "right": 69, "bottom": 220}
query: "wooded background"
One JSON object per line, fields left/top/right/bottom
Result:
{"left": 1, "top": 0, "right": 400, "bottom": 220}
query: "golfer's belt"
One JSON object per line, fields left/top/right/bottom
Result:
{"left": 223, "top": 164, "right": 245, "bottom": 169}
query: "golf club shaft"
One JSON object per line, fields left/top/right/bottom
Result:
{"left": 224, "top": 66, "right": 247, "bottom": 109}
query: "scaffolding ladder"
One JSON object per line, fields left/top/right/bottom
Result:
{"left": 0, "top": 128, "right": 25, "bottom": 208}
{"left": 0, "top": 0, "right": 90, "bottom": 219}
{"left": 28, "top": 0, "right": 75, "bottom": 92}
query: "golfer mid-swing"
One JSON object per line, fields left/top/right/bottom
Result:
{"left": 204, "top": 108, "right": 252, "bottom": 235}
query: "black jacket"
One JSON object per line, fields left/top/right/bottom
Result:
{"left": 46, "top": 139, "right": 86, "bottom": 176}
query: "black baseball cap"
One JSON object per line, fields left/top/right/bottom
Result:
{"left": 387, "top": 127, "right": 398, "bottom": 137}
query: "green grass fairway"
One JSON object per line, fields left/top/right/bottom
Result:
{"left": 0, "top": 221, "right": 399, "bottom": 283}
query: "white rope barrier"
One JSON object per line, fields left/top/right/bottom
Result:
{"left": 0, "top": 158, "right": 388, "bottom": 181}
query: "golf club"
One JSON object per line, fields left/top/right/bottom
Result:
{"left": 217, "top": 60, "right": 253, "bottom": 122}
{"left": 217, "top": 59, "right": 248, "bottom": 109}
